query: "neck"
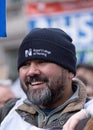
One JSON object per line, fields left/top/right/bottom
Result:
{"left": 40, "top": 88, "right": 73, "bottom": 109}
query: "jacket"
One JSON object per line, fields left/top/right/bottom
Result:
{"left": 0, "top": 78, "right": 89, "bottom": 130}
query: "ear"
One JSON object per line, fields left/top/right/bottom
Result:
{"left": 68, "top": 72, "right": 74, "bottom": 79}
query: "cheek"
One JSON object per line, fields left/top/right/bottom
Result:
{"left": 19, "top": 72, "right": 28, "bottom": 92}
{"left": 48, "top": 72, "right": 62, "bottom": 87}
{"left": 19, "top": 69, "right": 26, "bottom": 85}
{"left": 43, "top": 66, "right": 61, "bottom": 78}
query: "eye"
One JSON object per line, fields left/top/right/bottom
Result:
{"left": 37, "top": 60, "right": 48, "bottom": 64}
{"left": 22, "top": 61, "right": 31, "bottom": 67}
{"left": 38, "top": 60, "right": 45, "bottom": 63}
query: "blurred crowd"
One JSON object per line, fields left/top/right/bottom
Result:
{"left": 0, "top": 78, "right": 26, "bottom": 107}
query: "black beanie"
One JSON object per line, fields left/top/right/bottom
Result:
{"left": 18, "top": 28, "right": 77, "bottom": 75}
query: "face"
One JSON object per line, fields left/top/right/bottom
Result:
{"left": 19, "top": 60, "right": 70, "bottom": 107}
{"left": 86, "top": 85, "right": 93, "bottom": 98}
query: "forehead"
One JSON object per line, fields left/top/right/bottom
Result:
{"left": 24, "top": 59, "right": 50, "bottom": 63}
{"left": 20, "top": 59, "right": 66, "bottom": 70}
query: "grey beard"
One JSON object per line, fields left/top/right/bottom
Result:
{"left": 27, "top": 87, "right": 52, "bottom": 106}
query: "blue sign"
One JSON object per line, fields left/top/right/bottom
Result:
{"left": 0, "top": 0, "right": 6, "bottom": 37}
{"left": 27, "top": 10, "right": 93, "bottom": 63}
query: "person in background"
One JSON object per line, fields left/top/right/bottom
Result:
{"left": 63, "top": 98, "right": 93, "bottom": 130}
{"left": 11, "top": 77, "right": 26, "bottom": 99}
{"left": 76, "top": 75, "right": 93, "bottom": 99}
{"left": 0, "top": 79, "right": 16, "bottom": 107}
{"left": 76, "top": 63, "right": 93, "bottom": 98}
{"left": 0, "top": 28, "right": 90, "bottom": 130}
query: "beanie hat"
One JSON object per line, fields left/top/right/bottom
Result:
{"left": 18, "top": 28, "right": 77, "bottom": 75}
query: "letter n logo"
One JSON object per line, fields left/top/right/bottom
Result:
{"left": 25, "top": 48, "right": 32, "bottom": 57}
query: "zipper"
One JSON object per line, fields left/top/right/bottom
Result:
{"left": 40, "top": 116, "right": 48, "bottom": 128}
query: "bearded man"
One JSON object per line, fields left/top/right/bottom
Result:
{"left": 0, "top": 28, "right": 89, "bottom": 130}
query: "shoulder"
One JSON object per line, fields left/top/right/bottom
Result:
{"left": 0, "top": 98, "right": 20, "bottom": 123}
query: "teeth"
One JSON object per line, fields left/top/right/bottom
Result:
{"left": 31, "top": 81, "right": 43, "bottom": 86}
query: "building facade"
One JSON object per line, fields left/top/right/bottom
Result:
{"left": 0, "top": 0, "right": 28, "bottom": 80}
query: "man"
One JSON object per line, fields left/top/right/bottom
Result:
{"left": 0, "top": 79, "right": 15, "bottom": 107}
{"left": 0, "top": 28, "right": 88, "bottom": 130}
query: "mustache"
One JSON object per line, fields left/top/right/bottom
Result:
{"left": 25, "top": 75, "right": 48, "bottom": 86}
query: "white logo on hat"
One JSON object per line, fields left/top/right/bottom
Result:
{"left": 25, "top": 48, "right": 51, "bottom": 57}
{"left": 25, "top": 48, "right": 32, "bottom": 57}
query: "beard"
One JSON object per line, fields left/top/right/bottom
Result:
{"left": 27, "top": 81, "right": 64, "bottom": 107}
{"left": 27, "top": 86, "right": 52, "bottom": 106}
{"left": 21, "top": 69, "right": 67, "bottom": 107}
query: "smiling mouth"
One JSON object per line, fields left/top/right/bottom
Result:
{"left": 25, "top": 76, "right": 48, "bottom": 87}
{"left": 27, "top": 81, "right": 46, "bottom": 90}
{"left": 31, "top": 81, "right": 44, "bottom": 86}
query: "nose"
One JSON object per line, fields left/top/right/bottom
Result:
{"left": 26, "top": 62, "right": 40, "bottom": 76}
